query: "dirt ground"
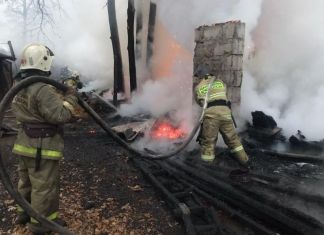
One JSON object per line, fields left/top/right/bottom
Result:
{"left": 0, "top": 129, "right": 184, "bottom": 235}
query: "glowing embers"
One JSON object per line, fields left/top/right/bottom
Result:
{"left": 150, "top": 119, "right": 186, "bottom": 140}
{"left": 88, "top": 129, "right": 97, "bottom": 136}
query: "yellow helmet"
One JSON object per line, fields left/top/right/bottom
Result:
{"left": 20, "top": 43, "right": 54, "bottom": 72}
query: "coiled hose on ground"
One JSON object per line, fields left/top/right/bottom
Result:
{"left": 0, "top": 75, "right": 214, "bottom": 234}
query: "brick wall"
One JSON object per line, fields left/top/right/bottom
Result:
{"left": 194, "top": 22, "right": 245, "bottom": 104}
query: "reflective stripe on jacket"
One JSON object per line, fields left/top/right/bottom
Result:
{"left": 13, "top": 144, "right": 62, "bottom": 159}
{"left": 195, "top": 76, "right": 227, "bottom": 104}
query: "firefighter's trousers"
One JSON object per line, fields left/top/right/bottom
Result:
{"left": 17, "top": 156, "right": 59, "bottom": 232}
{"left": 200, "top": 106, "right": 249, "bottom": 164}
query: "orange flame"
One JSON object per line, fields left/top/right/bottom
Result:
{"left": 151, "top": 21, "right": 192, "bottom": 79}
{"left": 151, "top": 120, "right": 186, "bottom": 140}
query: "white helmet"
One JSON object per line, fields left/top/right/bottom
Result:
{"left": 20, "top": 43, "right": 54, "bottom": 72}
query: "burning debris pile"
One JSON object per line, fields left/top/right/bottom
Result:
{"left": 289, "top": 130, "right": 324, "bottom": 154}
{"left": 244, "top": 111, "right": 284, "bottom": 143}
{"left": 150, "top": 119, "right": 186, "bottom": 140}
{"left": 109, "top": 113, "right": 188, "bottom": 154}
{"left": 243, "top": 110, "right": 324, "bottom": 155}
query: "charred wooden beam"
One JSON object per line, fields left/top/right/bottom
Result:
{"left": 146, "top": 2, "right": 156, "bottom": 65}
{"left": 91, "top": 93, "right": 118, "bottom": 112}
{"left": 127, "top": 0, "right": 137, "bottom": 91}
{"left": 107, "top": 0, "right": 124, "bottom": 106}
{"left": 134, "top": 159, "right": 197, "bottom": 235}
{"left": 186, "top": 160, "right": 324, "bottom": 207}
{"left": 163, "top": 168, "right": 278, "bottom": 235}
{"left": 166, "top": 160, "right": 324, "bottom": 235}
{"left": 0, "top": 61, "right": 13, "bottom": 101}
{"left": 256, "top": 149, "right": 324, "bottom": 163}
{"left": 135, "top": 1, "right": 143, "bottom": 61}
{"left": 157, "top": 161, "right": 278, "bottom": 235}
{"left": 134, "top": 159, "right": 228, "bottom": 235}
{"left": 8, "top": 41, "right": 16, "bottom": 61}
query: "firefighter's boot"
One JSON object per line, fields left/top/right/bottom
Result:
{"left": 28, "top": 218, "right": 67, "bottom": 233}
{"left": 15, "top": 213, "right": 30, "bottom": 225}
{"left": 28, "top": 223, "right": 50, "bottom": 235}
{"left": 53, "top": 218, "right": 67, "bottom": 227}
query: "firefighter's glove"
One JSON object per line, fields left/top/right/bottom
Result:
{"left": 72, "top": 106, "right": 89, "bottom": 120}
{"left": 64, "top": 94, "right": 88, "bottom": 120}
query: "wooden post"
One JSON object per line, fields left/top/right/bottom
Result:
{"left": 135, "top": 1, "right": 143, "bottom": 61}
{"left": 127, "top": 0, "right": 137, "bottom": 92}
{"left": 135, "top": 0, "right": 151, "bottom": 86}
{"left": 107, "top": 0, "right": 124, "bottom": 106}
{"left": 146, "top": 2, "right": 156, "bottom": 65}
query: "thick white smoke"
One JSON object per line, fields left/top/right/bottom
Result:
{"left": 126, "top": 0, "right": 324, "bottom": 140}
{"left": 120, "top": 0, "right": 263, "bottom": 134}
{"left": 242, "top": 0, "right": 324, "bottom": 139}
{"left": 2, "top": 0, "right": 324, "bottom": 140}
{"left": 0, "top": 0, "right": 130, "bottom": 90}
{"left": 117, "top": 0, "right": 263, "bottom": 153}
{"left": 156, "top": 0, "right": 262, "bottom": 51}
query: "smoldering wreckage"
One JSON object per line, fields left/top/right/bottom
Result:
{"left": 1, "top": 1, "right": 324, "bottom": 235}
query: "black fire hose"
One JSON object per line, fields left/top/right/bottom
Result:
{"left": 0, "top": 75, "right": 214, "bottom": 233}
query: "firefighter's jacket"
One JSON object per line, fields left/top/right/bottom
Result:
{"left": 12, "top": 82, "right": 78, "bottom": 160}
{"left": 195, "top": 76, "right": 227, "bottom": 104}
{"left": 195, "top": 76, "right": 232, "bottom": 119}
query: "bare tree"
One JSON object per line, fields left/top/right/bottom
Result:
{"left": 2, "top": 0, "right": 63, "bottom": 42}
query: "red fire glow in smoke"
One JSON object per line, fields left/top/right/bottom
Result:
{"left": 151, "top": 120, "right": 186, "bottom": 140}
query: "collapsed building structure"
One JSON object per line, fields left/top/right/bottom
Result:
{"left": 105, "top": 2, "right": 324, "bottom": 234}
{"left": 1, "top": 1, "right": 324, "bottom": 235}
{"left": 104, "top": 2, "right": 324, "bottom": 232}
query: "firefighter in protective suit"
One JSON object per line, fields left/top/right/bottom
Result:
{"left": 12, "top": 43, "right": 82, "bottom": 234}
{"left": 195, "top": 73, "right": 249, "bottom": 166}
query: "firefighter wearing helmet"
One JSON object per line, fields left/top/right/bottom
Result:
{"left": 194, "top": 66, "right": 249, "bottom": 167}
{"left": 12, "top": 43, "right": 81, "bottom": 234}
{"left": 60, "top": 66, "right": 83, "bottom": 90}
